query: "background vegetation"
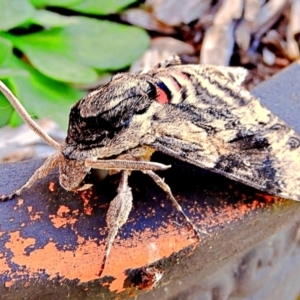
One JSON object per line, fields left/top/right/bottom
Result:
{"left": 0, "top": 0, "right": 149, "bottom": 129}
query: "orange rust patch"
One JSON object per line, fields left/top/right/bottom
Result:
{"left": 0, "top": 255, "right": 9, "bottom": 274}
{"left": 3, "top": 231, "right": 36, "bottom": 279}
{"left": 5, "top": 280, "right": 13, "bottom": 288}
{"left": 29, "top": 211, "right": 42, "bottom": 222}
{"left": 1, "top": 186, "right": 285, "bottom": 293}
{"left": 102, "top": 223, "right": 195, "bottom": 291}
{"left": 49, "top": 205, "right": 78, "bottom": 228}
{"left": 48, "top": 182, "right": 56, "bottom": 192}
{"left": 197, "top": 193, "right": 281, "bottom": 229}
{"left": 255, "top": 193, "right": 275, "bottom": 203}
{"left": 5, "top": 231, "right": 36, "bottom": 252}
{"left": 27, "top": 204, "right": 43, "bottom": 221}
{"left": 57, "top": 205, "right": 71, "bottom": 215}
{"left": 17, "top": 199, "right": 24, "bottom": 206}
{"left": 4, "top": 231, "right": 101, "bottom": 283}
{"left": 80, "top": 190, "right": 94, "bottom": 215}
{"left": 0, "top": 221, "right": 195, "bottom": 293}
{"left": 13, "top": 198, "right": 25, "bottom": 211}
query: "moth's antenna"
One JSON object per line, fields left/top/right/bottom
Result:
{"left": 0, "top": 80, "right": 61, "bottom": 150}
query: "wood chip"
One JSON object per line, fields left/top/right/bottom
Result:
{"left": 213, "top": 0, "right": 243, "bottom": 25}
{"left": 130, "top": 37, "right": 194, "bottom": 73}
{"left": 262, "top": 47, "right": 276, "bottom": 65}
{"left": 235, "top": 19, "right": 252, "bottom": 51}
{"left": 244, "top": 0, "right": 262, "bottom": 23}
{"left": 120, "top": 8, "right": 175, "bottom": 34}
{"left": 200, "top": 0, "right": 242, "bottom": 65}
{"left": 253, "top": 0, "right": 288, "bottom": 36}
{"left": 146, "top": 0, "right": 211, "bottom": 26}
{"left": 286, "top": 0, "right": 300, "bottom": 59}
{"left": 200, "top": 23, "right": 235, "bottom": 65}
{"left": 261, "top": 30, "right": 289, "bottom": 58}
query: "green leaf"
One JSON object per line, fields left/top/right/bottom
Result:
{"left": 63, "top": 18, "right": 149, "bottom": 70}
{"left": 8, "top": 110, "right": 23, "bottom": 128}
{"left": 0, "top": 0, "right": 35, "bottom": 30}
{"left": 0, "top": 90, "right": 13, "bottom": 127}
{"left": 30, "top": 10, "right": 78, "bottom": 27}
{"left": 67, "top": 0, "right": 138, "bottom": 15}
{"left": 4, "top": 17, "right": 149, "bottom": 83}
{"left": 0, "top": 68, "right": 28, "bottom": 78}
{"left": 5, "top": 29, "right": 99, "bottom": 84}
{"left": 2, "top": 56, "right": 84, "bottom": 130}
{"left": 22, "top": 47, "right": 98, "bottom": 85}
{"left": 0, "top": 37, "right": 12, "bottom": 66}
{"left": 30, "top": 0, "right": 82, "bottom": 8}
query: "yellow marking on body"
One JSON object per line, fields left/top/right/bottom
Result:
{"left": 141, "top": 146, "right": 156, "bottom": 161}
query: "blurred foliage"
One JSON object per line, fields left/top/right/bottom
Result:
{"left": 0, "top": 0, "right": 149, "bottom": 129}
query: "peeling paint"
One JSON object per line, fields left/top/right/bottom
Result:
{"left": 0, "top": 217, "right": 195, "bottom": 293}
{"left": 4, "top": 280, "right": 13, "bottom": 288}
{"left": 0, "top": 160, "right": 290, "bottom": 295}
{"left": 49, "top": 205, "right": 78, "bottom": 228}
{"left": 0, "top": 175, "right": 294, "bottom": 297}
{"left": 48, "top": 181, "right": 56, "bottom": 192}
{"left": 0, "top": 256, "right": 9, "bottom": 274}
{"left": 29, "top": 210, "right": 42, "bottom": 222}
{"left": 80, "top": 190, "right": 96, "bottom": 215}
{"left": 17, "top": 199, "right": 24, "bottom": 206}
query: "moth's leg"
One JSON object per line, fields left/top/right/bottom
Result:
{"left": 85, "top": 158, "right": 170, "bottom": 171}
{"left": 1, "top": 152, "right": 62, "bottom": 201}
{"left": 143, "top": 170, "right": 208, "bottom": 238}
{"left": 98, "top": 170, "right": 133, "bottom": 277}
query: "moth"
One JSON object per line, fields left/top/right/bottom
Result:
{"left": 1, "top": 56, "right": 300, "bottom": 277}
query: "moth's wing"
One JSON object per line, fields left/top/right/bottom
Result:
{"left": 139, "top": 55, "right": 182, "bottom": 75}
{"left": 147, "top": 64, "right": 300, "bottom": 201}
{"left": 206, "top": 65, "right": 249, "bottom": 86}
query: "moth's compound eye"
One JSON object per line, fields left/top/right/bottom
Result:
{"left": 146, "top": 81, "right": 157, "bottom": 99}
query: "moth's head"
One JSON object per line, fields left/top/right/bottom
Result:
{"left": 58, "top": 155, "right": 91, "bottom": 191}
{"left": 64, "top": 73, "right": 161, "bottom": 153}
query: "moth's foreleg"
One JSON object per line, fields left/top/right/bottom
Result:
{"left": 85, "top": 158, "right": 170, "bottom": 172}
{"left": 143, "top": 170, "right": 207, "bottom": 238}
{"left": 98, "top": 170, "right": 133, "bottom": 277}
{"left": 1, "top": 152, "right": 62, "bottom": 201}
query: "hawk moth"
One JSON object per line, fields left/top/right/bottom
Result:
{"left": 1, "top": 56, "right": 300, "bottom": 277}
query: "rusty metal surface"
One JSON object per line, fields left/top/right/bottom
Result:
{"left": 0, "top": 61, "right": 300, "bottom": 300}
